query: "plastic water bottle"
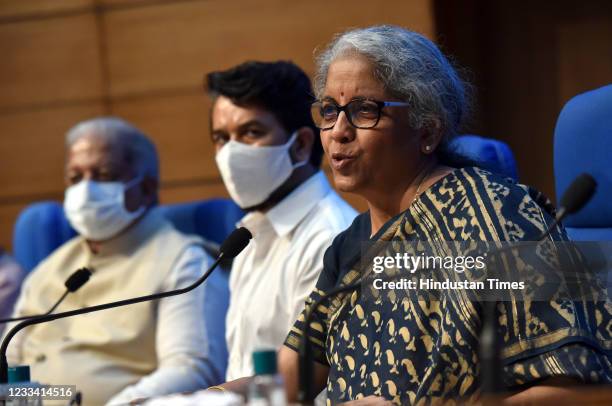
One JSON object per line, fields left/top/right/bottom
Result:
{"left": 247, "top": 350, "right": 287, "bottom": 406}
{"left": 0, "top": 365, "right": 42, "bottom": 406}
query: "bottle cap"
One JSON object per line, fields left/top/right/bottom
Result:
{"left": 252, "top": 349, "right": 277, "bottom": 375}
{"left": 8, "top": 365, "right": 30, "bottom": 383}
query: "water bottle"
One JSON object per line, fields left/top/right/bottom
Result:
{"left": 247, "top": 350, "right": 287, "bottom": 406}
{"left": 0, "top": 365, "right": 42, "bottom": 406}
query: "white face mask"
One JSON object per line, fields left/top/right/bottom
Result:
{"left": 64, "top": 176, "right": 146, "bottom": 241}
{"left": 215, "top": 132, "right": 307, "bottom": 208}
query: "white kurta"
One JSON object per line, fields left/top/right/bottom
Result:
{"left": 5, "top": 209, "right": 223, "bottom": 405}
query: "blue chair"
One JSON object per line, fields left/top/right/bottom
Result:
{"left": 554, "top": 84, "right": 612, "bottom": 241}
{"left": 451, "top": 134, "right": 519, "bottom": 180}
{"left": 12, "top": 198, "right": 243, "bottom": 273}
{"left": 12, "top": 202, "right": 77, "bottom": 274}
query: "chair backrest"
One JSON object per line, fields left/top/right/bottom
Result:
{"left": 451, "top": 134, "right": 519, "bottom": 180}
{"left": 12, "top": 201, "right": 77, "bottom": 273}
{"left": 12, "top": 198, "right": 243, "bottom": 273}
{"left": 554, "top": 84, "right": 612, "bottom": 241}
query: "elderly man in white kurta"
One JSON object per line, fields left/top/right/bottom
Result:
{"left": 5, "top": 118, "right": 226, "bottom": 405}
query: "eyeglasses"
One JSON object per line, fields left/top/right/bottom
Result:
{"left": 311, "top": 99, "right": 409, "bottom": 130}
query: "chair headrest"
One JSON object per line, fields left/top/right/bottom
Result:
{"left": 554, "top": 84, "right": 612, "bottom": 228}
{"left": 451, "top": 134, "right": 519, "bottom": 180}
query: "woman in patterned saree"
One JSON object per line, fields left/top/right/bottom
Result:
{"left": 277, "top": 25, "right": 611, "bottom": 405}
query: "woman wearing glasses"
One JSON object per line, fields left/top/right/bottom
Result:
{"left": 274, "top": 25, "right": 611, "bottom": 405}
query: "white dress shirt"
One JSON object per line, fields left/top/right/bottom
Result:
{"left": 225, "top": 171, "right": 357, "bottom": 380}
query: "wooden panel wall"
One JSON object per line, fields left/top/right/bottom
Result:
{"left": 0, "top": 0, "right": 435, "bottom": 251}
{"left": 434, "top": 0, "right": 612, "bottom": 203}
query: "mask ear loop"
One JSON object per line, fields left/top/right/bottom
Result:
{"left": 123, "top": 175, "right": 144, "bottom": 191}
{"left": 122, "top": 175, "right": 147, "bottom": 215}
{"left": 286, "top": 131, "right": 310, "bottom": 169}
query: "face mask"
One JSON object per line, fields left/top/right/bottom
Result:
{"left": 215, "top": 132, "right": 307, "bottom": 208}
{"left": 64, "top": 176, "right": 146, "bottom": 241}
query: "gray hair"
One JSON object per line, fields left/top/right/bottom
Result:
{"left": 65, "top": 117, "right": 160, "bottom": 181}
{"left": 314, "top": 25, "right": 470, "bottom": 142}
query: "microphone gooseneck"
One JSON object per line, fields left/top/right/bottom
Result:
{"left": 0, "top": 227, "right": 252, "bottom": 384}
{"left": 0, "top": 268, "right": 93, "bottom": 324}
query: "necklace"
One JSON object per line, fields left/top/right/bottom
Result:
{"left": 412, "top": 169, "right": 430, "bottom": 204}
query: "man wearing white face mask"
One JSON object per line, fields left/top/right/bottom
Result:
{"left": 205, "top": 61, "right": 357, "bottom": 381}
{"left": 5, "top": 117, "right": 228, "bottom": 405}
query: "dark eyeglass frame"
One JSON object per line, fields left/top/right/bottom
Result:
{"left": 311, "top": 99, "right": 410, "bottom": 130}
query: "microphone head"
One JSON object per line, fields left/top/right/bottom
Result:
{"left": 559, "top": 173, "right": 597, "bottom": 215}
{"left": 220, "top": 227, "right": 252, "bottom": 259}
{"left": 65, "top": 267, "right": 92, "bottom": 292}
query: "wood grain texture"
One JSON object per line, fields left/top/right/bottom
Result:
{"left": 103, "top": 0, "right": 434, "bottom": 97}
{"left": 110, "top": 91, "right": 218, "bottom": 182}
{"left": 0, "top": 0, "right": 93, "bottom": 19}
{"left": 557, "top": 17, "right": 612, "bottom": 107}
{"left": 0, "top": 0, "right": 432, "bottom": 251}
{"left": 159, "top": 180, "right": 228, "bottom": 204}
{"left": 0, "top": 103, "right": 105, "bottom": 200}
{"left": 0, "top": 12, "right": 104, "bottom": 109}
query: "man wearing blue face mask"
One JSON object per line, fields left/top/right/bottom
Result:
{"left": 205, "top": 61, "right": 358, "bottom": 381}
{"left": 5, "top": 117, "right": 227, "bottom": 405}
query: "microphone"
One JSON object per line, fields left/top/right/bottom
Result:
{"left": 298, "top": 281, "right": 361, "bottom": 403}
{"left": 535, "top": 173, "right": 596, "bottom": 241}
{"left": 0, "top": 227, "right": 252, "bottom": 384}
{"left": 479, "top": 173, "right": 597, "bottom": 393}
{"left": 219, "top": 227, "right": 252, "bottom": 259}
{"left": 559, "top": 173, "right": 597, "bottom": 215}
{"left": 0, "top": 268, "right": 92, "bottom": 324}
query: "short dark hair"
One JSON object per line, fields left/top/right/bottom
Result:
{"left": 205, "top": 61, "right": 323, "bottom": 168}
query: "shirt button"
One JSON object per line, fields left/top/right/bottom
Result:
{"left": 35, "top": 354, "right": 46, "bottom": 362}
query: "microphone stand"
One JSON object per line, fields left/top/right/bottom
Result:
{"left": 0, "top": 253, "right": 225, "bottom": 384}
{"left": 0, "top": 268, "right": 92, "bottom": 324}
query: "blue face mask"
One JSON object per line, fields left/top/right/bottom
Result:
{"left": 63, "top": 176, "right": 145, "bottom": 241}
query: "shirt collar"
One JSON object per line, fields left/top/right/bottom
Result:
{"left": 238, "top": 171, "right": 331, "bottom": 238}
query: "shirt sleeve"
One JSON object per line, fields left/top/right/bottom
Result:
{"left": 0, "top": 254, "right": 25, "bottom": 322}
{"left": 288, "top": 231, "right": 338, "bottom": 331}
{"left": 284, "top": 214, "right": 369, "bottom": 367}
{"left": 504, "top": 342, "right": 612, "bottom": 388}
{"left": 284, "top": 234, "right": 345, "bottom": 366}
{"left": 106, "top": 244, "right": 229, "bottom": 405}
